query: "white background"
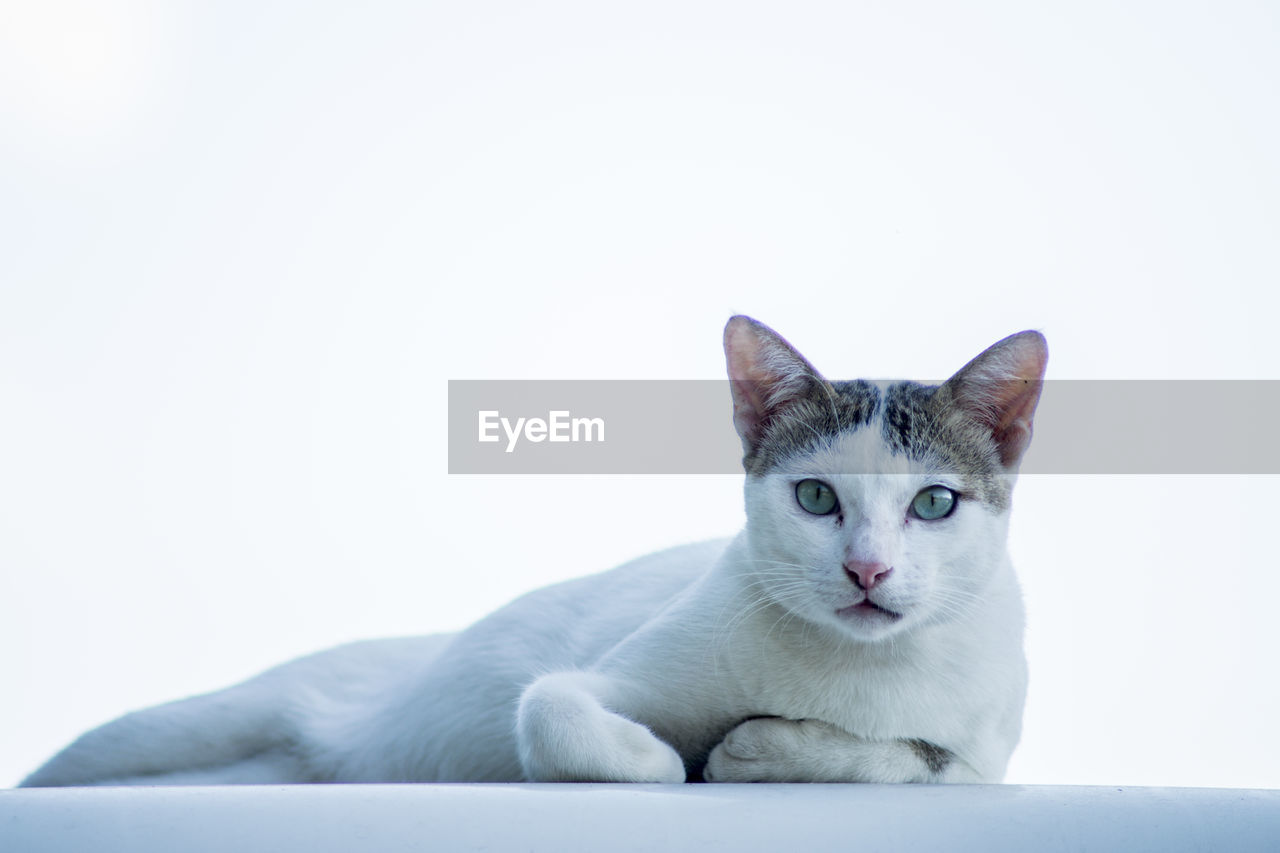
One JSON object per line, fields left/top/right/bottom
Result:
{"left": 2, "top": 1, "right": 1277, "bottom": 788}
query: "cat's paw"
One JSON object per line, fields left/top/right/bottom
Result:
{"left": 703, "top": 717, "right": 865, "bottom": 782}
{"left": 517, "top": 673, "right": 686, "bottom": 783}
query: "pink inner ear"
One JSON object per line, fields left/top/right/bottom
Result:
{"left": 993, "top": 413, "right": 1034, "bottom": 468}
{"left": 946, "top": 331, "right": 1048, "bottom": 469}
{"left": 723, "top": 316, "right": 826, "bottom": 450}
{"left": 728, "top": 377, "right": 769, "bottom": 446}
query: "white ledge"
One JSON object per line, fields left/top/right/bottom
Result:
{"left": 3, "top": 783, "right": 1278, "bottom": 852}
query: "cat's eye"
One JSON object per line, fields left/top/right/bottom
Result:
{"left": 911, "top": 486, "right": 956, "bottom": 520}
{"left": 795, "top": 479, "right": 839, "bottom": 515}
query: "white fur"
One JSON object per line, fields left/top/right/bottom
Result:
{"left": 23, "top": 462, "right": 1027, "bottom": 786}
{"left": 23, "top": 323, "right": 1035, "bottom": 787}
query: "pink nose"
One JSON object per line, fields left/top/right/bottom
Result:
{"left": 845, "top": 560, "right": 892, "bottom": 591}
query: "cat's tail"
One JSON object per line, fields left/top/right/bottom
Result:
{"left": 19, "top": 675, "right": 301, "bottom": 787}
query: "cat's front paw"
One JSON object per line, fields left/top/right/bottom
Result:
{"left": 517, "top": 673, "right": 687, "bottom": 783}
{"left": 704, "top": 717, "right": 863, "bottom": 782}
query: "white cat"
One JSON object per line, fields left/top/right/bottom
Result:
{"left": 21, "top": 316, "right": 1046, "bottom": 786}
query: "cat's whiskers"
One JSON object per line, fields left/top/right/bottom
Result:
{"left": 709, "top": 580, "right": 787, "bottom": 648}
{"left": 707, "top": 581, "right": 826, "bottom": 682}
{"left": 762, "top": 605, "right": 802, "bottom": 649}
{"left": 716, "top": 579, "right": 811, "bottom": 641}
{"left": 721, "top": 558, "right": 851, "bottom": 657}
{"left": 922, "top": 587, "right": 988, "bottom": 624}
{"left": 707, "top": 585, "right": 795, "bottom": 674}
{"left": 710, "top": 575, "right": 818, "bottom": 663}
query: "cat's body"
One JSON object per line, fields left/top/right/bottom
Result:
{"left": 22, "top": 317, "right": 1045, "bottom": 787}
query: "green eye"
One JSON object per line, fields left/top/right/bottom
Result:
{"left": 911, "top": 486, "right": 956, "bottom": 520}
{"left": 796, "top": 479, "right": 838, "bottom": 515}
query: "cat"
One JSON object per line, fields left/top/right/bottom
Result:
{"left": 21, "top": 315, "right": 1046, "bottom": 786}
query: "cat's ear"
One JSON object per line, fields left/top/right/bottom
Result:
{"left": 724, "top": 315, "right": 828, "bottom": 453}
{"left": 942, "top": 331, "right": 1048, "bottom": 470}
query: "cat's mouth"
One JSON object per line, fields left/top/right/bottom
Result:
{"left": 836, "top": 600, "right": 902, "bottom": 621}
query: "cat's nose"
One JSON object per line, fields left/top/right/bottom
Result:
{"left": 844, "top": 560, "right": 892, "bottom": 591}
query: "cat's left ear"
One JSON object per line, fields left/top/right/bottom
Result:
{"left": 941, "top": 331, "right": 1048, "bottom": 470}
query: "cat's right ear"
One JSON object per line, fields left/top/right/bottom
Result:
{"left": 724, "top": 316, "right": 828, "bottom": 454}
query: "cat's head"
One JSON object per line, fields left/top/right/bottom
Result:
{"left": 725, "top": 315, "right": 1047, "bottom": 642}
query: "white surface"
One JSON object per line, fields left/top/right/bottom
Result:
{"left": 3, "top": 1, "right": 1279, "bottom": 791}
{"left": 3, "top": 784, "right": 1279, "bottom": 852}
